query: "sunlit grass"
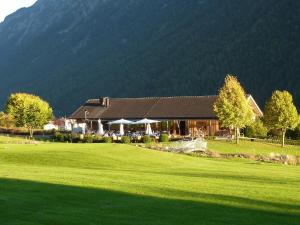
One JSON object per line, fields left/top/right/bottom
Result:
{"left": 208, "top": 139, "right": 300, "bottom": 156}
{"left": 0, "top": 142, "right": 299, "bottom": 224}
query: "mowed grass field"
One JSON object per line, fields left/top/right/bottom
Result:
{"left": 0, "top": 142, "right": 300, "bottom": 225}
{"left": 208, "top": 140, "right": 300, "bottom": 156}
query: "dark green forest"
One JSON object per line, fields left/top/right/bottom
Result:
{"left": 0, "top": 0, "right": 299, "bottom": 115}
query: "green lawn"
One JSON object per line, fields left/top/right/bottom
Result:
{"left": 0, "top": 135, "right": 31, "bottom": 144}
{"left": 208, "top": 140, "right": 300, "bottom": 156}
{"left": 0, "top": 143, "right": 299, "bottom": 225}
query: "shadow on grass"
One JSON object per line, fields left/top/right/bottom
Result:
{"left": 0, "top": 178, "right": 299, "bottom": 225}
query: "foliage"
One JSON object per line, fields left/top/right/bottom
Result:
{"left": 264, "top": 90, "right": 299, "bottom": 147}
{"left": 121, "top": 136, "right": 131, "bottom": 144}
{"left": 5, "top": 93, "right": 53, "bottom": 137}
{"left": 286, "top": 124, "right": 300, "bottom": 140}
{"left": 103, "top": 136, "right": 113, "bottom": 143}
{"left": 1, "top": 1, "right": 300, "bottom": 115}
{"left": 84, "top": 134, "right": 94, "bottom": 143}
{"left": 159, "top": 134, "right": 169, "bottom": 142}
{"left": 244, "top": 118, "right": 268, "bottom": 138}
{"left": 214, "top": 75, "right": 254, "bottom": 143}
{"left": 142, "top": 135, "right": 151, "bottom": 143}
{"left": 0, "top": 112, "right": 15, "bottom": 128}
{"left": 54, "top": 132, "right": 65, "bottom": 142}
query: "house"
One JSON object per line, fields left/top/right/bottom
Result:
{"left": 43, "top": 118, "right": 73, "bottom": 132}
{"left": 69, "top": 96, "right": 263, "bottom": 136}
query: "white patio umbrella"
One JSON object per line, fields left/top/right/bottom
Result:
{"left": 134, "top": 118, "right": 160, "bottom": 135}
{"left": 108, "top": 119, "right": 133, "bottom": 125}
{"left": 119, "top": 124, "right": 125, "bottom": 136}
{"left": 108, "top": 119, "right": 133, "bottom": 136}
{"left": 145, "top": 123, "right": 153, "bottom": 135}
{"left": 97, "top": 119, "right": 104, "bottom": 135}
{"left": 133, "top": 118, "right": 160, "bottom": 124}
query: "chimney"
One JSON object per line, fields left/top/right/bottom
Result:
{"left": 100, "top": 97, "right": 110, "bottom": 107}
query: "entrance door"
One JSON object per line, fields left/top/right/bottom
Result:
{"left": 179, "top": 121, "right": 186, "bottom": 136}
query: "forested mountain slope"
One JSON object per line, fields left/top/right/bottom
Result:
{"left": 0, "top": 0, "right": 299, "bottom": 115}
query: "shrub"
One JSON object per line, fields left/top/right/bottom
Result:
{"left": 54, "top": 132, "right": 64, "bottom": 142}
{"left": 143, "top": 135, "right": 151, "bottom": 143}
{"left": 93, "top": 135, "right": 103, "bottom": 143}
{"left": 71, "top": 134, "right": 80, "bottom": 143}
{"left": 159, "top": 134, "right": 169, "bottom": 142}
{"left": 84, "top": 134, "right": 94, "bottom": 143}
{"left": 103, "top": 137, "right": 113, "bottom": 143}
{"left": 64, "top": 133, "right": 72, "bottom": 143}
{"left": 121, "top": 136, "right": 131, "bottom": 144}
{"left": 244, "top": 118, "right": 268, "bottom": 138}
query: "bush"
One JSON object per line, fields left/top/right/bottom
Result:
{"left": 103, "top": 137, "right": 113, "bottom": 143}
{"left": 63, "top": 133, "right": 72, "bottom": 142}
{"left": 71, "top": 134, "right": 80, "bottom": 143}
{"left": 244, "top": 119, "right": 268, "bottom": 138}
{"left": 93, "top": 135, "right": 103, "bottom": 143}
{"left": 84, "top": 134, "right": 94, "bottom": 143}
{"left": 54, "top": 132, "right": 64, "bottom": 142}
{"left": 121, "top": 136, "right": 131, "bottom": 144}
{"left": 143, "top": 135, "right": 151, "bottom": 143}
{"left": 159, "top": 134, "right": 169, "bottom": 142}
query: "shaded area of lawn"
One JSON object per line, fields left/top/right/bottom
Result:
{"left": 0, "top": 143, "right": 300, "bottom": 224}
{"left": 208, "top": 140, "right": 300, "bottom": 156}
{"left": 0, "top": 178, "right": 299, "bottom": 225}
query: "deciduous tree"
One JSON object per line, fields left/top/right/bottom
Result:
{"left": 214, "top": 75, "right": 254, "bottom": 143}
{"left": 264, "top": 90, "right": 299, "bottom": 147}
{"left": 0, "top": 112, "right": 15, "bottom": 128}
{"left": 5, "top": 93, "right": 53, "bottom": 138}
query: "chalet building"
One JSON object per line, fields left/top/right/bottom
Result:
{"left": 69, "top": 96, "right": 263, "bottom": 136}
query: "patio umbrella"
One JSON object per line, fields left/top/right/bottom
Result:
{"left": 108, "top": 119, "right": 132, "bottom": 136}
{"left": 145, "top": 123, "right": 153, "bottom": 135}
{"left": 97, "top": 119, "right": 104, "bottom": 135}
{"left": 108, "top": 119, "right": 133, "bottom": 125}
{"left": 133, "top": 118, "right": 160, "bottom": 124}
{"left": 134, "top": 118, "right": 160, "bottom": 135}
{"left": 119, "top": 124, "right": 125, "bottom": 136}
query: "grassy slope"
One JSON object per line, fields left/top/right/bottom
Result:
{"left": 208, "top": 140, "right": 300, "bottom": 156}
{"left": 0, "top": 143, "right": 299, "bottom": 225}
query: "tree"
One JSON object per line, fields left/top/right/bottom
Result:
{"left": 264, "top": 90, "right": 299, "bottom": 147}
{"left": 5, "top": 93, "right": 53, "bottom": 138}
{"left": 244, "top": 118, "right": 268, "bottom": 138}
{"left": 214, "top": 75, "right": 254, "bottom": 143}
{"left": 0, "top": 112, "right": 15, "bottom": 128}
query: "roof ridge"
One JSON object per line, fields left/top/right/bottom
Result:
{"left": 87, "top": 95, "right": 217, "bottom": 101}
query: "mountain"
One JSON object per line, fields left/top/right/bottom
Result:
{"left": 0, "top": 0, "right": 299, "bottom": 115}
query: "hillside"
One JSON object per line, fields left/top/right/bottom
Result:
{"left": 0, "top": 0, "right": 299, "bottom": 115}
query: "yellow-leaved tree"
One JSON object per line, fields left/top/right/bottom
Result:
{"left": 264, "top": 90, "right": 299, "bottom": 147}
{"left": 214, "top": 75, "right": 254, "bottom": 143}
{"left": 5, "top": 93, "right": 53, "bottom": 138}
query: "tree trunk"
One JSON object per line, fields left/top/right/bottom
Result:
{"left": 29, "top": 127, "right": 34, "bottom": 139}
{"left": 282, "top": 129, "right": 286, "bottom": 147}
{"left": 235, "top": 127, "right": 239, "bottom": 144}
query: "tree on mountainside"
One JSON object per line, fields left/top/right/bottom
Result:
{"left": 264, "top": 90, "right": 299, "bottom": 147}
{"left": 214, "top": 75, "right": 254, "bottom": 144}
{"left": 5, "top": 93, "right": 53, "bottom": 138}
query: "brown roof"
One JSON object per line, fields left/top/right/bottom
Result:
{"left": 69, "top": 95, "right": 263, "bottom": 121}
